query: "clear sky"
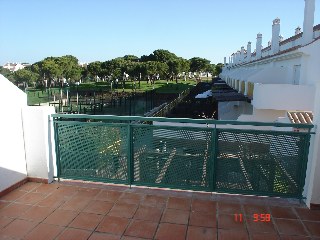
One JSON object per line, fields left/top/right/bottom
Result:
{"left": 0, "top": 0, "right": 319, "bottom": 65}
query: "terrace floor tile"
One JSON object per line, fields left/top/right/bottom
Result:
{"left": 218, "top": 213, "right": 246, "bottom": 230}
{"left": 295, "top": 208, "right": 320, "bottom": 221}
{"left": 118, "top": 193, "right": 144, "bottom": 205}
{"left": 88, "top": 232, "right": 121, "bottom": 240}
{"left": 161, "top": 208, "right": 189, "bottom": 225}
{"left": 124, "top": 219, "right": 158, "bottom": 239}
{"left": 186, "top": 226, "right": 217, "bottom": 240}
{"left": 1, "top": 181, "right": 319, "bottom": 240}
{"left": 0, "top": 203, "right": 31, "bottom": 218}
{"left": 191, "top": 199, "right": 216, "bottom": 213}
{"left": 15, "top": 192, "right": 46, "bottom": 205}
{"left": 133, "top": 206, "right": 163, "bottom": 222}
{"left": 43, "top": 209, "right": 79, "bottom": 226}
{"left": 167, "top": 197, "right": 191, "bottom": 211}
{"left": 218, "top": 202, "right": 243, "bottom": 214}
{"left": 218, "top": 229, "right": 249, "bottom": 240}
{"left": 303, "top": 220, "right": 320, "bottom": 237}
{"left": 96, "top": 215, "right": 129, "bottom": 235}
{"left": 19, "top": 205, "right": 55, "bottom": 222}
{"left": 0, "top": 189, "right": 26, "bottom": 202}
{"left": 95, "top": 190, "right": 123, "bottom": 202}
{"left": 270, "top": 206, "right": 298, "bottom": 219}
{"left": 0, "top": 219, "right": 38, "bottom": 239}
{"left": 83, "top": 200, "right": 114, "bottom": 215}
{"left": 189, "top": 211, "right": 216, "bottom": 228}
{"left": 56, "top": 228, "right": 92, "bottom": 240}
{"left": 140, "top": 194, "right": 167, "bottom": 208}
{"left": 0, "top": 216, "right": 13, "bottom": 229}
{"left": 59, "top": 196, "right": 91, "bottom": 211}
{"left": 69, "top": 212, "right": 103, "bottom": 231}
{"left": 155, "top": 223, "right": 187, "bottom": 240}
{"left": 274, "top": 218, "right": 308, "bottom": 236}
{"left": 24, "top": 223, "right": 64, "bottom": 240}
{"left": 108, "top": 203, "right": 138, "bottom": 218}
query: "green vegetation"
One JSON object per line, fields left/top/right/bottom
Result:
{"left": 2, "top": 49, "right": 223, "bottom": 89}
{"left": 26, "top": 88, "right": 61, "bottom": 105}
{"left": 26, "top": 79, "right": 196, "bottom": 105}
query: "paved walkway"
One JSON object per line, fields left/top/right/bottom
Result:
{"left": 0, "top": 181, "right": 320, "bottom": 239}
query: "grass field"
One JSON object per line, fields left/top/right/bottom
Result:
{"left": 26, "top": 78, "right": 207, "bottom": 105}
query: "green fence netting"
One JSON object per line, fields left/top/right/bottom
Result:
{"left": 53, "top": 114, "right": 312, "bottom": 198}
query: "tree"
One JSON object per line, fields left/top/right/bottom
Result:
{"left": 189, "top": 57, "right": 211, "bottom": 73}
{"left": 0, "top": 67, "right": 16, "bottom": 83}
{"left": 151, "top": 49, "right": 177, "bottom": 63}
{"left": 215, "top": 63, "right": 224, "bottom": 75}
{"left": 14, "top": 69, "right": 39, "bottom": 87}
{"left": 42, "top": 57, "right": 62, "bottom": 87}
{"left": 167, "top": 58, "right": 190, "bottom": 82}
{"left": 123, "top": 55, "right": 139, "bottom": 62}
{"left": 58, "top": 55, "right": 82, "bottom": 83}
{"left": 80, "top": 66, "right": 90, "bottom": 82}
{"left": 87, "top": 61, "right": 102, "bottom": 81}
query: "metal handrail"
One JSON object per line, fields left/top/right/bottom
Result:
{"left": 52, "top": 113, "right": 314, "bottom": 129}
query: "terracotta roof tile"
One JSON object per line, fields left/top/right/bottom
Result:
{"left": 280, "top": 33, "right": 302, "bottom": 46}
{"left": 261, "top": 46, "right": 271, "bottom": 52}
{"left": 287, "top": 111, "right": 313, "bottom": 124}
{"left": 313, "top": 24, "right": 320, "bottom": 31}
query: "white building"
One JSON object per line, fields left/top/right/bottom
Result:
{"left": 220, "top": 0, "right": 320, "bottom": 209}
{"left": 2, "top": 62, "right": 29, "bottom": 72}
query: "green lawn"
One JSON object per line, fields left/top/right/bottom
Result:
{"left": 26, "top": 88, "right": 61, "bottom": 105}
{"left": 26, "top": 79, "right": 201, "bottom": 105}
{"left": 70, "top": 79, "right": 197, "bottom": 93}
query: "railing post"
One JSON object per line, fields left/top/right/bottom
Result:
{"left": 53, "top": 119, "right": 61, "bottom": 181}
{"left": 127, "top": 124, "right": 134, "bottom": 187}
{"left": 298, "top": 132, "right": 312, "bottom": 200}
{"left": 210, "top": 124, "right": 218, "bottom": 192}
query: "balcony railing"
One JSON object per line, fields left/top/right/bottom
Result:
{"left": 52, "top": 114, "right": 313, "bottom": 199}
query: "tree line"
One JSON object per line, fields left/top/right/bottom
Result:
{"left": 0, "top": 49, "right": 223, "bottom": 88}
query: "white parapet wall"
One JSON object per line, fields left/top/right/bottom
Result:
{"left": 304, "top": 81, "right": 320, "bottom": 208}
{"left": 22, "top": 106, "right": 56, "bottom": 182}
{"left": 0, "top": 74, "right": 56, "bottom": 192}
{"left": 0, "top": 75, "right": 28, "bottom": 191}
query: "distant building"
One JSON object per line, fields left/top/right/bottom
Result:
{"left": 3, "top": 62, "right": 30, "bottom": 72}
{"left": 79, "top": 62, "right": 88, "bottom": 68}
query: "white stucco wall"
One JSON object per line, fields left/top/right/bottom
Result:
{"left": 300, "top": 39, "right": 320, "bottom": 86}
{"left": 305, "top": 82, "right": 320, "bottom": 207}
{"left": 247, "top": 66, "right": 290, "bottom": 84}
{"left": 0, "top": 75, "right": 27, "bottom": 191}
{"left": 252, "top": 84, "right": 315, "bottom": 111}
{"left": 22, "top": 106, "right": 56, "bottom": 182}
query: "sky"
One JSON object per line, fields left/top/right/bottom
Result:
{"left": 0, "top": 0, "right": 319, "bottom": 65}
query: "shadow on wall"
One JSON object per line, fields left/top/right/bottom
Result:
{"left": 0, "top": 167, "right": 27, "bottom": 194}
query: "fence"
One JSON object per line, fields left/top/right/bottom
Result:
{"left": 152, "top": 89, "right": 190, "bottom": 117}
{"left": 52, "top": 114, "right": 313, "bottom": 199}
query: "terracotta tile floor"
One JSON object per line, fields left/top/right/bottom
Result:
{"left": 0, "top": 181, "right": 320, "bottom": 240}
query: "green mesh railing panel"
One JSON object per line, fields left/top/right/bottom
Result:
{"left": 53, "top": 114, "right": 312, "bottom": 198}
{"left": 56, "top": 122, "right": 128, "bottom": 183}
{"left": 132, "top": 126, "right": 213, "bottom": 191}
{"left": 215, "top": 129, "right": 309, "bottom": 197}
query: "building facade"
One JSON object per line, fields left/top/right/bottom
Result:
{"left": 220, "top": 0, "right": 320, "bottom": 208}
